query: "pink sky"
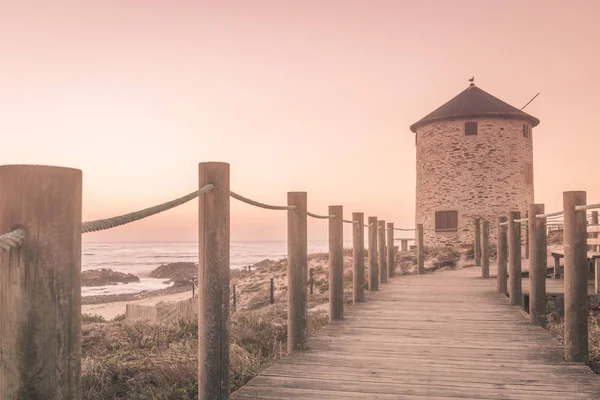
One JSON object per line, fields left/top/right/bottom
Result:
{"left": 1, "top": 1, "right": 599, "bottom": 242}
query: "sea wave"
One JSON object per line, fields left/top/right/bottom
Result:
{"left": 81, "top": 240, "right": 353, "bottom": 295}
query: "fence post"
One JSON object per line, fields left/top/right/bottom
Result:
{"left": 0, "top": 165, "right": 82, "bottom": 399}
{"left": 198, "top": 162, "right": 230, "bottom": 400}
{"left": 475, "top": 218, "right": 481, "bottom": 267}
{"left": 417, "top": 223, "right": 424, "bottom": 274}
{"left": 329, "top": 205, "right": 344, "bottom": 320}
{"left": 595, "top": 259, "right": 600, "bottom": 295}
{"left": 401, "top": 239, "right": 408, "bottom": 252}
{"left": 508, "top": 211, "right": 522, "bottom": 306}
{"left": 353, "top": 212, "right": 365, "bottom": 303}
{"left": 309, "top": 268, "right": 314, "bottom": 295}
{"left": 270, "top": 278, "right": 275, "bottom": 304}
{"left": 288, "top": 192, "right": 308, "bottom": 352}
{"left": 482, "top": 220, "right": 489, "bottom": 278}
{"left": 368, "top": 217, "right": 378, "bottom": 290}
{"left": 554, "top": 256, "right": 561, "bottom": 279}
{"left": 497, "top": 216, "right": 508, "bottom": 294}
{"left": 232, "top": 285, "right": 236, "bottom": 312}
{"left": 528, "top": 204, "right": 546, "bottom": 326}
{"left": 387, "top": 223, "right": 395, "bottom": 278}
{"left": 524, "top": 212, "right": 530, "bottom": 260}
{"left": 592, "top": 211, "right": 599, "bottom": 252}
{"left": 563, "top": 191, "right": 588, "bottom": 363}
{"left": 378, "top": 220, "right": 387, "bottom": 284}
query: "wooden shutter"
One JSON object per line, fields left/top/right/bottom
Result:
{"left": 435, "top": 211, "right": 458, "bottom": 232}
{"left": 465, "top": 122, "right": 477, "bottom": 136}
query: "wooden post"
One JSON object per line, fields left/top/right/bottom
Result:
{"left": 595, "top": 259, "right": 600, "bottom": 295}
{"left": 508, "top": 211, "right": 522, "bottom": 306}
{"left": 232, "top": 285, "right": 236, "bottom": 312}
{"left": 192, "top": 279, "right": 195, "bottom": 299}
{"left": 417, "top": 223, "right": 424, "bottom": 274}
{"left": 270, "top": 278, "right": 275, "bottom": 304}
{"left": 592, "top": 211, "right": 599, "bottom": 252}
{"left": 198, "top": 162, "right": 230, "bottom": 400}
{"left": 352, "top": 212, "right": 365, "bottom": 303}
{"left": 368, "top": 217, "right": 378, "bottom": 290}
{"left": 524, "top": 212, "right": 530, "bottom": 260}
{"left": 287, "top": 192, "right": 308, "bottom": 352}
{"left": 309, "top": 268, "right": 314, "bottom": 295}
{"left": 563, "top": 191, "right": 588, "bottom": 363}
{"left": 387, "top": 223, "right": 395, "bottom": 278}
{"left": 529, "top": 204, "right": 547, "bottom": 326}
{"left": 401, "top": 239, "right": 408, "bottom": 252}
{"left": 497, "top": 216, "right": 508, "bottom": 294}
{"left": 0, "top": 165, "right": 82, "bottom": 399}
{"left": 329, "top": 205, "right": 344, "bottom": 320}
{"left": 378, "top": 220, "right": 387, "bottom": 284}
{"left": 475, "top": 218, "right": 481, "bottom": 267}
{"left": 482, "top": 220, "right": 489, "bottom": 278}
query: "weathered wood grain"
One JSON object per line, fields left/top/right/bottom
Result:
{"left": 386, "top": 223, "right": 395, "bottom": 278}
{"left": 352, "top": 213, "right": 365, "bottom": 303}
{"left": 198, "top": 162, "right": 230, "bottom": 399}
{"left": 367, "top": 217, "right": 378, "bottom": 291}
{"left": 377, "top": 220, "right": 387, "bottom": 284}
{"left": 563, "top": 191, "right": 588, "bottom": 363}
{"left": 287, "top": 192, "right": 308, "bottom": 352}
{"left": 497, "top": 216, "right": 508, "bottom": 295}
{"left": 232, "top": 264, "right": 600, "bottom": 399}
{"left": 329, "top": 205, "right": 343, "bottom": 320}
{"left": 529, "top": 203, "right": 547, "bottom": 326}
{"left": 508, "top": 211, "right": 522, "bottom": 306}
{"left": 0, "top": 165, "right": 82, "bottom": 400}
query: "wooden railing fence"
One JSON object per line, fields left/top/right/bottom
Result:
{"left": 0, "top": 162, "right": 428, "bottom": 399}
{"left": 480, "top": 191, "right": 600, "bottom": 365}
{"left": 3, "top": 163, "right": 597, "bottom": 398}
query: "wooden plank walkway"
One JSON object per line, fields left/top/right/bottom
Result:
{"left": 231, "top": 266, "right": 600, "bottom": 399}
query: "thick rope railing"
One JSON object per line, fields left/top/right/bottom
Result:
{"left": 394, "top": 227, "right": 416, "bottom": 231}
{"left": 230, "top": 191, "right": 294, "bottom": 211}
{"left": 575, "top": 203, "right": 600, "bottom": 211}
{"left": 307, "top": 211, "right": 334, "bottom": 219}
{"left": 536, "top": 210, "right": 563, "bottom": 219}
{"left": 0, "top": 228, "right": 26, "bottom": 251}
{"left": 81, "top": 185, "right": 214, "bottom": 233}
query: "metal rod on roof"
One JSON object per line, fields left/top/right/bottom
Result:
{"left": 521, "top": 92, "right": 540, "bottom": 111}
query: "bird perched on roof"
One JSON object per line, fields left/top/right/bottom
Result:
{"left": 468, "top": 76, "right": 474, "bottom": 83}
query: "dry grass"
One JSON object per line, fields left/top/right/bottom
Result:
{"left": 545, "top": 297, "right": 600, "bottom": 374}
{"left": 81, "top": 247, "right": 474, "bottom": 398}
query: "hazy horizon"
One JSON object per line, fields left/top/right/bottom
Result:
{"left": 2, "top": 1, "right": 599, "bottom": 242}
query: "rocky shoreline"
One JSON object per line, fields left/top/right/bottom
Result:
{"left": 82, "top": 262, "right": 198, "bottom": 305}
{"left": 81, "top": 268, "right": 140, "bottom": 287}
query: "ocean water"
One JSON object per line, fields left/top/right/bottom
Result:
{"left": 82, "top": 240, "right": 353, "bottom": 296}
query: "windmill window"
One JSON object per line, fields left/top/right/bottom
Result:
{"left": 435, "top": 210, "right": 458, "bottom": 232}
{"left": 523, "top": 124, "right": 532, "bottom": 139}
{"left": 465, "top": 122, "right": 478, "bottom": 136}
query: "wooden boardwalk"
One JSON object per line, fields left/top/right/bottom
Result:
{"left": 231, "top": 266, "right": 600, "bottom": 399}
